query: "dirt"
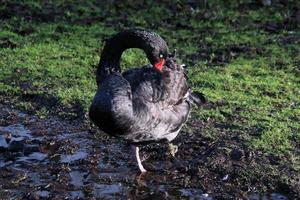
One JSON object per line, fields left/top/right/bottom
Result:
{"left": 0, "top": 103, "right": 296, "bottom": 199}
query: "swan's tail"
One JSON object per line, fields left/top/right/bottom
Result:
{"left": 188, "top": 91, "right": 206, "bottom": 107}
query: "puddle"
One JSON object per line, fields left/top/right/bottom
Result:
{"left": 93, "top": 183, "right": 123, "bottom": 198}
{"left": 178, "top": 188, "right": 210, "bottom": 199}
{"left": 69, "top": 190, "right": 84, "bottom": 199}
{"left": 35, "top": 190, "right": 50, "bottom": 198}
{"left": 248, "top": 193, "right": 289, "bottom": 200}
{"left": 69, "top": 170, "right": 84, "bottom": 187}
{"left": 61, "top": 151, "right": 88, "bottom": 163}
{"left": 17, "top": 152, "right": 47, "bottom": 162}
{"left": 0, "top": 105, "right": 292, "bottom": 199}
{"left": 0, "top": 134, "right": 8, "bottom": 148}
{"left": 0, "top": 124, "right": 32, "bottom": 141}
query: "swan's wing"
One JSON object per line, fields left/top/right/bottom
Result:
{"left": 123, "top": 66, "right": 167, "bottom": 103}
{"left": 122, "top": 63, "right": 198, "bottom": 143}
{"left": 124, "top": 66, "right": 191, "bottom": 108}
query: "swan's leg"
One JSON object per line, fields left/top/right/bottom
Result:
{"left": 168, "top": 143, "right": 178, "bottom": 158}
{"left": 132, "top": 145, "right": 147, "bottom": 173}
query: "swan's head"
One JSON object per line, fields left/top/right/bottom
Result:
{"left": 146, "top": 43, "right": 168, "bottom": 72}
{"left": 154, "top": 54, "right": 166, "bottom": 72}
{"left": 153, "top": 49, "right": 185, "bottom": 72}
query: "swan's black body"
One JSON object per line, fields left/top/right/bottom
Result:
{"left": 89, "top": 29, "right": 204, "bottom": 144}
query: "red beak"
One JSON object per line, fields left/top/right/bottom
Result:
{"left": 154, "top": 58, "right": 165, "bottom": 72}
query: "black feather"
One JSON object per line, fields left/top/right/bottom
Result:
{"left": 189, "top": 91, "right": 206, "bottom": 107}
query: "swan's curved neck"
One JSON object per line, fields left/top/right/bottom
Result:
{"left": 96, "top": 29, "right": 168, "bottom": 84}
{"left": 98, "top": 32, "right": 145, "bottom": 77}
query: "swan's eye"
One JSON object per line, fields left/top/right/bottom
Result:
{"left": 159, "top": 54, "right": 163, "bottom": 58}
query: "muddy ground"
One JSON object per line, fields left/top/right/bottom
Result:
{"left": 0, "top": 103, "right": 296, "bottom": 199}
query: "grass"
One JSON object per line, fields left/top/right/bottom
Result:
{"left": 0, "top": 0, "right": 299, "bottom": 196}
{"left": 190, "top": 56, "right": 299, "bottom": 152}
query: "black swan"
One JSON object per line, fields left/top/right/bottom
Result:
{"left": 89, "top": 29, "right": 205, "bottom": 172}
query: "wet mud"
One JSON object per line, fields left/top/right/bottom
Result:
{"left": 0, "top": 104, "right": 211, "bottom": 199}
{"left": 0, "top": 104, "right": 292, "bottom": 199}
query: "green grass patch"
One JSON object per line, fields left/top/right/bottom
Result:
{"left": 0, "top": 0, "right": 299, "bottom": 162}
